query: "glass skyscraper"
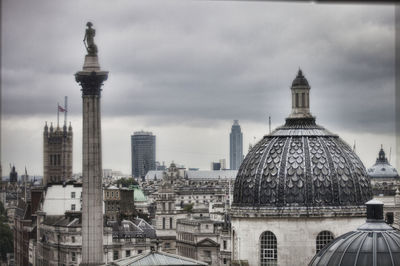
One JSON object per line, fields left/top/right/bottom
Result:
{"left": 131, "top": 131, "right": 156, "bottom": 178}
{"left": 230, "top": 120, "right": 243, "bottom": 170}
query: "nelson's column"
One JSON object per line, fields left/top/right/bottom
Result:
{"left": 75, "top": 22, "right": 108, "bottom": 265}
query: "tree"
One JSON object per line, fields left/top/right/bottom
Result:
{"left": 115, "top": 178, "right": 138, "bottom": 188}
{"left": 183, "top": 203, "right": 194, "bottom": 213}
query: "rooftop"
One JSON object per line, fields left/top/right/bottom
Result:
{"left": 108, "top": 250, "right": 208, "bottom": 266}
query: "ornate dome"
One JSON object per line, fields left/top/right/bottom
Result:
{"left": 367, "top": 147, "right": 399, "bottom": 179}
{"left": 309, "top": 200, "right": 400, "bottom": 266}
{"left": 233, "top": 70, "right": 372, "bottom": 208}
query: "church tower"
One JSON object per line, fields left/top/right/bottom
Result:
{"left": 75, "top": 22, "right": 108, "bottom": 266}
{"left": 43, "top": 118, "right": 73, "bottom": 186}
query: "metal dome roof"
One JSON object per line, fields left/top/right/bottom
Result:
{"left": 367, "top": 147, "right": 399, "bottom": 179}
{"left": 233, "top": 70, "right": 372, "bottom": 208}
{"left": 309, "top": 200, "right": 400, "bottom": 266}
{"left": 292, "top": 69, "right": 310, "bottom": 87}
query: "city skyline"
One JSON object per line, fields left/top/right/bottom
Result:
{"left": 2, "top": 1, "right": 396, "bottom": 175}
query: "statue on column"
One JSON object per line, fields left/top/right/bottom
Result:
{"left": 83, "top": 22, "right": 98, "bottom": 56}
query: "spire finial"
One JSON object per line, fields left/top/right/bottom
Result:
{"left": 297, "top": 67, "right": 303, "bottom": 77}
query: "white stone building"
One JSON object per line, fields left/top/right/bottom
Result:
{"left": 231, "top": 70, "right": 373, "bottom": 266}
{"left": 42, "top": 181, "right": 82, "bottom": 215}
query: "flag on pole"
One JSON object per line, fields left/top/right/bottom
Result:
{"left": 58, "top": 105, "right": 66, "bottom": 112}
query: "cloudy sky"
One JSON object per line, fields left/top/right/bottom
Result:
{"left": 1, "top": 0, "right": 396, "bottom": 176}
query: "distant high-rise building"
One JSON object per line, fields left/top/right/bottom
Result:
{"left": 211, "top": 159, "right": 226, "bottom": 170}
{"left": 131, "top": 131, "right": 156, "bottom": 178}
{"left": 43, "top": 122, "right": 73, "bottom": 185}
{"left": 230, "top": 120, "right": 243, "bottom": 170}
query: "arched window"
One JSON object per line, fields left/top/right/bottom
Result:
{"left": 316, "top": 231, "right": 334, "bottom": 253}
{"left": 260, "top": 231, "right": 277, "bottom": 266}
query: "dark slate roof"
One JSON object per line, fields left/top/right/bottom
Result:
{"left": 309, "top": 200, "right": 400, "bottom": 266}
{"left": 233, "top": 118, "right": 372, "bottom": 208}
{"left": 109, "top": 219, "right": 156, "bottom": 239}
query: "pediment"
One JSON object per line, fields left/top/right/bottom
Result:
{"left": 197, "top": 238, "right": 219, "bottom": 247}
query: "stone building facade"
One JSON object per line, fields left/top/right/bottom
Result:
{"left": 176, "top": 217, "right": 231, "bottom": 266}
{"left": 104, "top": 186, "right": 135, "bottom": 221}
{"left": 43, "top": 122, "right": 73, "bottom": 185}
{"left": 153, "top": 163, "right": 231, "bottom": 254}
{"left": 36, "top": 212, "right": 156, "bottom": 265}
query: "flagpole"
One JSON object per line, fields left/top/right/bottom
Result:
{"left": 64, "top": 96, "right": 68, "bottom": 126}
{"left": 57, "top": 102, "right": 59, "bottom": 128}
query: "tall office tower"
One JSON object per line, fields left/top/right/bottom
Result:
{"left": 230, "top": 120, "right": 243, "bottom": 170}
{"left": 75, "top": 22, "right": 108, "bottom": 266}
{"left": 43, "top": 117, "right": 73, "bottom": 186}
{"left": 131, "top": 131, "right": 156, "bottom": 178}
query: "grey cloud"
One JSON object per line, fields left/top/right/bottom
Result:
{"left": 2, "top": 1, "right": 395, "bottom": 136}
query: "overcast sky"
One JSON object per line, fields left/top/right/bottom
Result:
{"left": 1, "top": 0, "right": 396, "bottom": 176}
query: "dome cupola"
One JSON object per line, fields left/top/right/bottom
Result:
{"left": 232, "top": 69, "right": 372, "bottom": 212}
{"left": 309, "top": 200, "right": 400, "bottom": 266}
{"left": 289, "top": 69, "right": 313, "bottom": 119}
{"left": 367, "top": 146, "right": 398, "bottom": 179}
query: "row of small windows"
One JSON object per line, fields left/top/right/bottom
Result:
{"left": 106, "top": 191, "right": 120, "bottom": 198}
{"left": 113, "top": 249, "right": 142, "bottom": 260}
{"left": 259, "top": 230, "right": 334, "bottom": 266}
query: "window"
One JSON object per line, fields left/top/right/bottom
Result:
{"left": 170, "top": 217, "right": 173, "bottom": 229}
{"left": 223, "top": 240, "right": 227, "bottom": 250}
{"left": 113, "top": 250, "right": 119, "bottom": 260}
{"left": 138, "top": 250, "right": 143, "bottom": 254}
{"left": 165, "top": 242, "right": 170, "bottom": 249}
{"left": 71, "top": 236, "right": 75, "bottom": 243}
{"left": 126, "top": 250, "right": 131, "bottom": 257}
{"left": 260, "top": 231, "right": 277, "bottom": 266}
{"left": 71, "top": 204, "right": 76, "bottom": 211}
{"left": 204, "top": 250, "right": 211, "bottom": 258}
{"left": 71, "top": 252, "right": 76, "bottom": 262}
{"left": 71, "top": 192, "right": 75, "bottom": 198}
{"left": 162, "top": 217, "right": 166, "bottom": 229}
{"left": 316, "top": 231, "right": 334, "bottom": 253}
{"left": 223, "top": 258, "right": 227, "bottom": 264}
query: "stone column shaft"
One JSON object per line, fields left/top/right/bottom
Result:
{"left": 76, "top": 55, "right": 108, "bottom": 266}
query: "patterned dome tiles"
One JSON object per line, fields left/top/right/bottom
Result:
{"left": 233, "top": 125, "right": 372, "bottom": 208}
